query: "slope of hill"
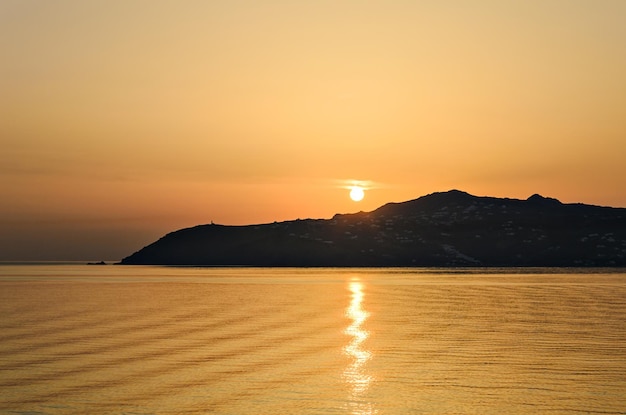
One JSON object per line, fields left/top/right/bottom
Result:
{"left": 120, "top": 190, "right": 626, "bottom": 267}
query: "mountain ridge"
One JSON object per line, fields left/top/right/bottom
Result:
{"left": 121, "top": 190, "right": 626, "bottom": 267}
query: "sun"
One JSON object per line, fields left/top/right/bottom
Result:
{"left": 350, "top": 186, "right": 365, "bottom": 202}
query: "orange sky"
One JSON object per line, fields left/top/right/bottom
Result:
{"left": 1, "top": 1, "right": 625, "bottom": 260}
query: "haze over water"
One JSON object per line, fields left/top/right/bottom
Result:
{"left": 1, "top": 266, "right": 625, "bottom": 414}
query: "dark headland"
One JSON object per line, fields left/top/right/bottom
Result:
{"left": 120, "top": 190, "right": 626, "bottom": 267}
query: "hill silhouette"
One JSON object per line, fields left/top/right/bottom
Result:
{"left": 120, "top": 190, "right": 626, "bottom": 267}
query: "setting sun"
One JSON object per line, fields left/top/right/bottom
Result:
{"left": 350, "top": 186, "right": 365, "bottom": 202}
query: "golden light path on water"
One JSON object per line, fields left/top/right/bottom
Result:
{"left": 344, "top": 279, "right": 376, "bottom": 414}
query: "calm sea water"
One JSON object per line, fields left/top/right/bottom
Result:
{"left": 0, "top": 265, "right": 625, "bottom": 414}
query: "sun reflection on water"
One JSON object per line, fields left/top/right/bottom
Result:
{"left": 344, "top": 279, "right": 376, "bottom": 414}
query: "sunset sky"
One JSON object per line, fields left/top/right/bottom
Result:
{"left": 1, "top": 1, "right": 625, "bottom": 260}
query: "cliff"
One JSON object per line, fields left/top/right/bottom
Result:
{"left": 121, "top": 190, "right": 626, "bottom": 267}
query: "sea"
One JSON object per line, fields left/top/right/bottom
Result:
{"left": 0, "top": 264, "right": 625, "bottom": 414}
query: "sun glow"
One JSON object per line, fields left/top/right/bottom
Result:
{"left": 350, "top": 186, "right": 365, "bottom": 202}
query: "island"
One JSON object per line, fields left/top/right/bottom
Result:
{"left": 120, "top": 190, "right": 626, "bottom": 267}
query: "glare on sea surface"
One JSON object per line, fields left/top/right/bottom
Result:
{"left": 344, "top": 279, "right": 375, "bottom": 414}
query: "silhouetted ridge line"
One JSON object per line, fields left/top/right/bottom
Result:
{"left": 121, "top": 190, "right": 626, "bottom": 267}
